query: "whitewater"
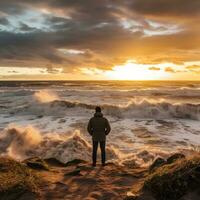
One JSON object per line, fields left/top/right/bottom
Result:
{"left": 0, "top": 81, "right": 200, "bottom": 167}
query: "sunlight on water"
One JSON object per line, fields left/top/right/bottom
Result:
{"left": 0, "top": 80, "right": 200, "bottom": 165}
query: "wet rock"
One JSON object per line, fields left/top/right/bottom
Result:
{"left": 122, "top": 159, "right": 139, "bottom": 169}
{"left": 137, "top": 150, "right": 154, "bottom": 163}
{"left": 58, "top": 119, "right": 66, "bottom": 123}
{"left": 149, "top": 157, "right": 166, "bottom": 172}
{"left": 37, "top": 115, "right": 43, "bottom": 119}
{"left": 44, "top": 158, "right": 65, "bottom": 167}
{"left": 166, "top": 153, "right": 185, "bottom": 164}
{"left": 76, "top": 165, "right": 92, "bottom": 171}
{"left": 65, "top": 159, "right": 86, "bottom": 167}
{"left": 156, "top": 120, "right": 175, "bottom": 127}
{"left": 124, "top": 191, "right": 139, "bottom": 200}
{"left": 65, "top": 168, "right": 82, "bottom": 176}
{"left": 24, "top": 157, "right": 49, "bottom": 170}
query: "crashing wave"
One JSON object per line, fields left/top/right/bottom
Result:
{"left": 18, "top": 99, "right": 200, "bottom": 120}
{"left": 0, "top": 125, "right": 193, "bottom": 167}
{"left": 0, "top": 125, "right": 119, "bottom": 163}
{"left": 6, "top": 90, "right": 199, "bottom": 120}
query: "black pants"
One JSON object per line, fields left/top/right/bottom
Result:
{"left": 92, "top": 140, "right": 106, "bottom": 165}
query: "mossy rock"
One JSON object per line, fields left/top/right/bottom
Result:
{"left": 145, "top": 155, "right": 200, "bottom": 200}
{"left": 24, "top": 157, "right": 49, "bottom": 171}
{"left": 166, "top": 153, "right": 185, "bottom": 164}
{"left": 149, "top": 157, "right": 166, "bottom": 172}
{"left": 0, "top": 157, "right": 39, "bottom": 200}
{"left": 65, "top": 168, "right": 82, "bottom": 176}
{"left": 76, "top": 165, "right": 92, "bottom": 171}
{"left": 65, "top": 159, "right": 86, "bottom": 167}
{"left": 44, "top": 158, "right": 66, "bottom": 167}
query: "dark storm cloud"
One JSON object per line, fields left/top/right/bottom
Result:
{"left": 0, "top": 12, "right": 140, "bottom": 69}
{"left": 0, "top": 1, "right": 26, "bottom": 15}
{"left": 18, "top": 23, "right": 38, "bottom": 32}
{"left": 0, "top": 31, "right": 65, "bottom": 64}
{"left": 128, "top": 0, "right": 200, "bottom": 17}
{"left": 0, "top": 0, "right": 128, "bottom": 68}
{"left": 0, "top": 0, "right": 199, "bottom": 71}
{"left": 0, "top": 17, "right": 10, "bottom": 25}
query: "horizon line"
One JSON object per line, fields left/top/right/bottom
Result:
{"left": 0, "top": 79, "right": 200, "bottom": 82}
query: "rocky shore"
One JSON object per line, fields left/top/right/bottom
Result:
{"left": 0, "top": 153, "right": 199, "bottom": 200}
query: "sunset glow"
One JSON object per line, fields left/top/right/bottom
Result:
{"left": 105, "top": 62, "right": 169, "bottom": 80}
{"left": 0, "top": 1, "right": 199, "bottom": 80}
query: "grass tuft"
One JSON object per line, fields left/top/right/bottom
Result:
{"left": 144, "top": 154, "right": 200, "bottom": 200}
{"left": 0, "top": 157, "right": 40, "bottom": 200}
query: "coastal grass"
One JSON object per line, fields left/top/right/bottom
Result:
{"left": 144, "top": 154, "right": 200, "bottom": 200}
{"left": 0, "top": 157, "right": 40, "bottom": 199}
{"left": 24, "top": 157, "right": 50, "bottom": 171}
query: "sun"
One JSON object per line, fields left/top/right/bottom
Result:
{"left": 105, "top": 61, "right": 169, "bottom": 80}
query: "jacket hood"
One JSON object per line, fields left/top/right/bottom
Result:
{"left": 94, "top": 112, "right": 103, "bottom": 117}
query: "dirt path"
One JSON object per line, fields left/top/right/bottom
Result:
{"left": 38, "top": 162, "right": 147, "bottom": 200}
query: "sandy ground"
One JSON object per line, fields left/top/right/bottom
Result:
{"left": 38, "top": 162, "right": 147, "bottom": 200}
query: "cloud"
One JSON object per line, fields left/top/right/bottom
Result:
{"left": 0, "top": 1, "right": 27, "bottom": 15}
{"left": 129, "top": 0, "right": 200, "bottom": 17}
{"left": 0, "top": 0, "right": 199, "bottom": 75}
{"left": 46, "top": 65, "right": 62, "bottom": 74}
{"left": 186, "top": 65, "right": 200, "bottom": 70}
{"left": 0, "top": 17, "right": 10, "bottom": 25}
{"left": 165, "top": 67, "right": 175, "bottom": 73}
{"left": 186, "top": 65, "right": 200, "bottom": 73}
{"left": 149, "top": 66, "right": 160, "bottom": 70}
{"left": 18, "top": 22, "right": 38, "bottom": 32}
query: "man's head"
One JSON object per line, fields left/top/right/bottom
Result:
{"left": 95, "top": 106, "right": 101, "bottom": 113}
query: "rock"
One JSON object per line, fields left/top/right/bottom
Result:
{"left": 65, "top": 159, "right": 86, "bottom": 167}
{"left": 124, "top": 196, "right": 138, "bottom": 200}
{"left": 76, "top": 165, "right": 92, "bottom": 171}
{"left": 149, "top": 154, "right": 186, "bottom": 172}
{"left": 0, "top": 163, "right": 9, "bottom": 172}
{"left": 65, "top": 168, "right": 82, "bottom": 176}
{"left": 24, "top": 157, "right": 49, "bottom": 170}
{"left": 44, "top": 158, "right": 65, "bottom": 167}
{"left": 122, "top": 159, "right": 139, "bottom": 168}
{"left": 124, "top": 191, "right": 139, "bottom": 200}
{"left": 137, "top": 150, "right": 154, "bottom": 163}
{"left": 58, "top": 119, "right": 66, "bottom": 123}
{"left": 149, "top": 157, "right": 166, "bottom": 172}
{"left": 145, "top": 155, "right": 200, "bottom": 200}
{"left": 37, "top": 115, "right": 43, "bottom": 119}
{"left": 166, "top": 153, "right": 185, "bottom": 164}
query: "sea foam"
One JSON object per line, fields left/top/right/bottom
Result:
{"left": 0, "top": 125, "right": 119, "bottom": 163}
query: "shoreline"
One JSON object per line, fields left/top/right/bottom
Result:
{"left": 0, "top": 152, "right": 199, "bottom": 200}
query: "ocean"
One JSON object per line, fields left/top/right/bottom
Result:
{"left": 0, "top": 80, "right": 200, "bottom": 166}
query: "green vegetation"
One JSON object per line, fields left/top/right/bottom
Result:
{"left": 0, "top": 157, "right": 40, "bottom": 200}
{"left": 145, "top": 154, "right": 200, "bottom": 200}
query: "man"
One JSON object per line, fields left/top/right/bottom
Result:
{"left": 87, "top": 106, "right": 111, "bottom": 167}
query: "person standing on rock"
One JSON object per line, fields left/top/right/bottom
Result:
{"left": 87, "top": 106, "right": 111, "bottom": 167}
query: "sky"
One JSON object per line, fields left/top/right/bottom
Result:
{"left": 0, "top": 0, "right": 200, "bottom": 80}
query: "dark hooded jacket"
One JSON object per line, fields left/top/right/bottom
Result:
{"left": 87, "top": 112, "right": 111, "bottom": 141}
